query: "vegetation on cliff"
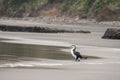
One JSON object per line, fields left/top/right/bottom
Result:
{"left": 0, "top": 0, "right": 120, "bottom": 21}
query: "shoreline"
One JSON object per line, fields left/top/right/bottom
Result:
{"left": 0, "top": 17, "right": 120, "bottom": 27}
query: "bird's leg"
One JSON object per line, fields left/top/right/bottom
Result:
{"left": 75, "top": 57, "right": 78, "bottom": 61}
{"left": 75, "top": 56, "right": 80, "bottom": 62}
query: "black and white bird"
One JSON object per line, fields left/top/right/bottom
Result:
{"left": 71, "top": 45, "right": 87, "bottom": 61}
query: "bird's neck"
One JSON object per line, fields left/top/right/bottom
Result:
{"left": 71, "top": 47, "right": 76, "bottom": 52}
{"left": 71, "top": 47, "right": 76, "bottom": 58}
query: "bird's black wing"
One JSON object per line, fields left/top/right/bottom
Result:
{"left": 74, "top": 51, "right": 83, "bottom": 58}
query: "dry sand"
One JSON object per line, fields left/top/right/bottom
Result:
{"left": 0, "top": 19, "right": 120, "bottom": 80}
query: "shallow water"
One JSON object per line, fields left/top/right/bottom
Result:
{"left": 0, "top": 38, "right": 102, "bottom": 68}
{"left": 0, "top": 39, "right": 74, "bottom": 67}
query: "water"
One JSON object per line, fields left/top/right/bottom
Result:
{"left": 0, "top": 39, "right": 73, "bottom": 67}
{"left": 0, "top": 38, "right": 111, "bottom": 68}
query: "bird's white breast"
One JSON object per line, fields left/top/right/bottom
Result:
{"left": 71, "top": 48, "right": 76, "bottom": 58}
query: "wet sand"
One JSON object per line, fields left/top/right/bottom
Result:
{"left": 0, "top": 19, "right": 120, "bottom": 80}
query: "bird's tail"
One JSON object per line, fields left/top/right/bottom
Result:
{"left": 84, "top": 57, "right": 87, "bottom": 59}
{"left": 82, "top": 56, "right": 87, "bottom": 59}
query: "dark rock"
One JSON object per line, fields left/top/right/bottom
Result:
{"left": 102, "top": 28, "right": 120, "bottom": 39}
{"left": 0, "top": 25, "right": 91, "bottom": 33}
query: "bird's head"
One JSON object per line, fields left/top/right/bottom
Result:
{"left": 71, "top": 45, "right": 76, "bottom": 49}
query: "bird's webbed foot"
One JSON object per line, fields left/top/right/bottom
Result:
{"left": 75, "top": 58, "right": 80, "bottom": 62}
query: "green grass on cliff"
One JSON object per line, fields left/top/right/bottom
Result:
{"left": 61, "top": 0, "right": 120, "bottom": 12}
{"left": 0, "top": 0, "right": 120, "bottom": 21}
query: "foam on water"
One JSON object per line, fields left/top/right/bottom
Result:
{"left": 0, "top": 36, "right": 71, "bottom": 47}
{"left": 1, "top": 60, "right": 120, "bottom": 68}
{"left": 0, "top": 62, "right": 63, "bottom": 68}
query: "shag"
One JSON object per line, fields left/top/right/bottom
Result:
{"left": 71, "top": 45, "right": 87, "bottom": 61}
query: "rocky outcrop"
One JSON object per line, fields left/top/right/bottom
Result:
{"left": 102, "top": 28, "right": 120, "bottom": 39}
{"left": 0, "top": 25, "right": 91, "bottom": 33}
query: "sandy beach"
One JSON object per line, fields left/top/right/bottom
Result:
{"left": 0, "top": 19, "right": 120, "bottom": 80}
